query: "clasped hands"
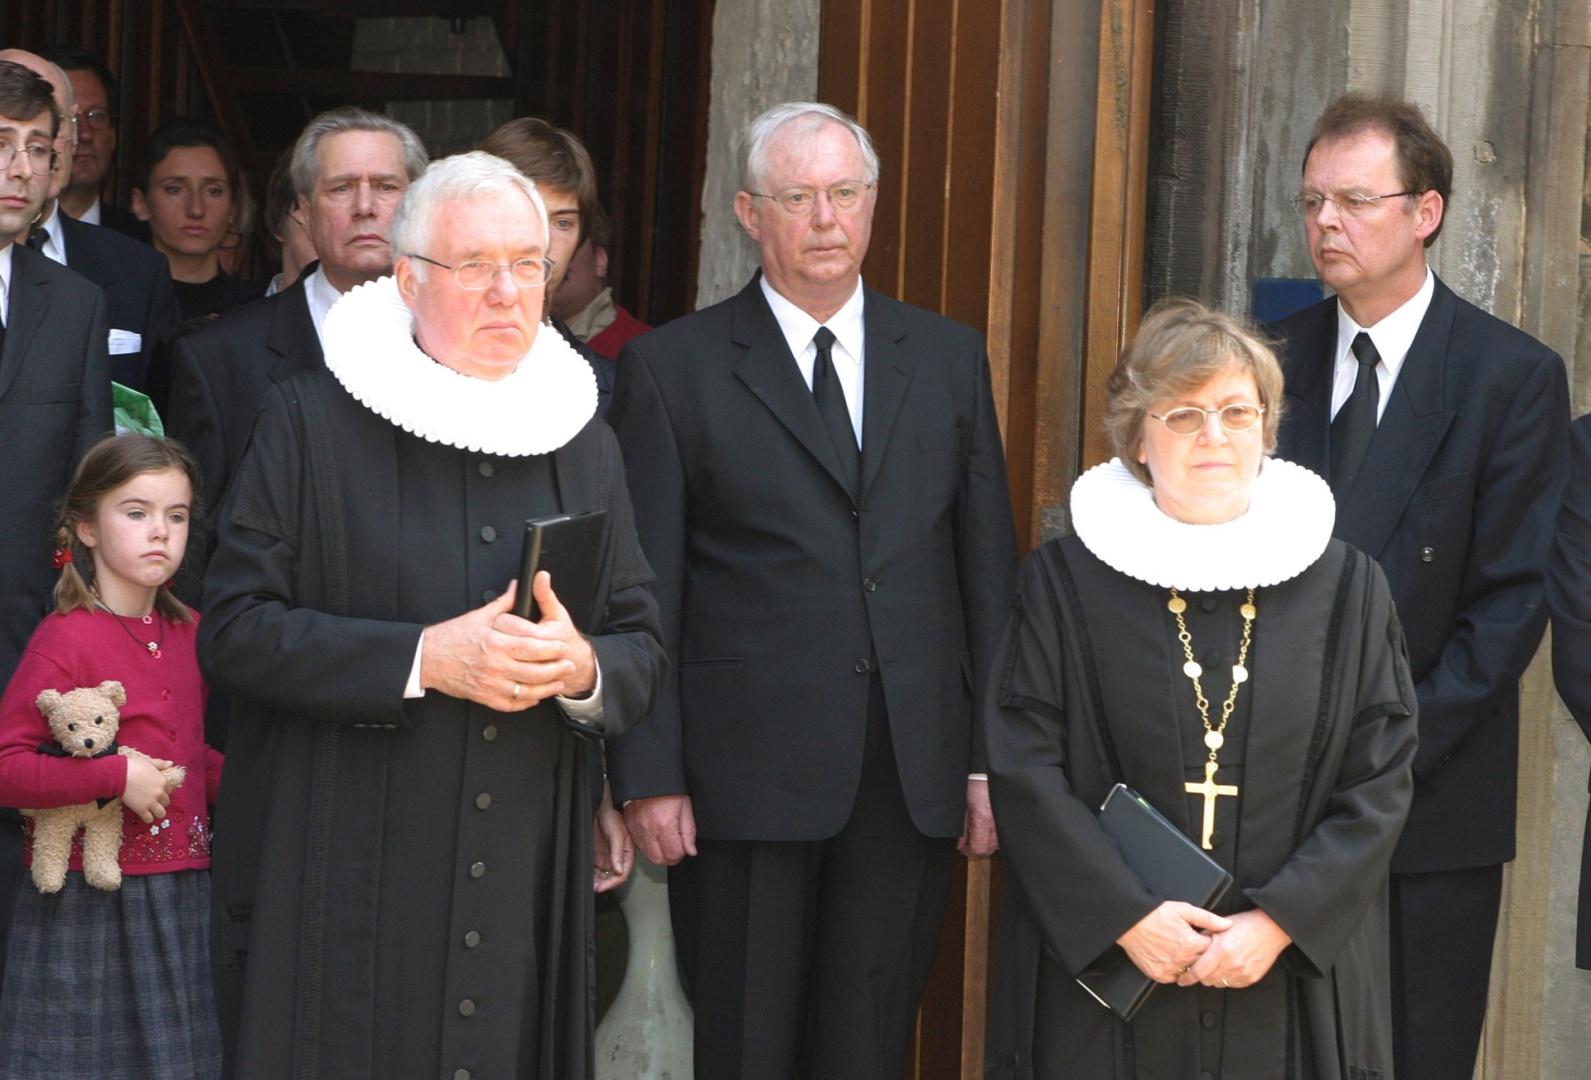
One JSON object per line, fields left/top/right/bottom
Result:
{"left": 420, "top": 572, "right": 596, "bottom": 711}
{"left": 1116, "top": 901, "right": 1291, "bottom": 990}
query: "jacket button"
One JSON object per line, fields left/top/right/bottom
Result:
{"left": 850, "top": 509, "right": 859, "bottom": 521}
{"left": 1420, "top": 547, "right": 1435, "bottom": 562}
{"left": 478, "top": 461, "right": 494, "bottom": 478}
{"left": 464, "top": 930, "right": 481, "bottom": 948}
{"left": 475, "top": 793, "right": 492, "bottom": 810}
{"left": 1202, "top": 650, "right": 1221, "bottom": 667}
{"left": 1201, "top": 1010, "right": 1218, "bottom": 1029}
{"left": 854, "top": 658, "right": 871, "bottom": 674}
{"left": 470, "top": 861, "right": 486, "bottom": 879}
{"left": 455, "top": 1071, "right": 471, "bottom": 1080}
{"left": 480, "top": 525, "right": 497, "bottom": 543}
{"left": 863, "top": 578, "right": 877, "bottom": 592}
{"left": 483, "top": 589, "right": 497, "bottom": 603}
{"left": 1208, "top": 830, "right": 1224, "bottom": 849}
{"left": 482, "top": 725, "right": 498, "bottom": 741}
{"left": 458, "top": 999, "right": 476, "bottom": 1017}
{"left": 1199, "top": 597, "right": 1217, "bottom": 613}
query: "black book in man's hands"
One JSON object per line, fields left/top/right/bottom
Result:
{"left": 515, "top": 510, "right": 607, "bottom": 630}
{"left": 1075, "top": 783, "right": 1234, "bottom": 1021}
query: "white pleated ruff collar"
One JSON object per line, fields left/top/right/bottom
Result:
{"left": 321, "top": 276, "right": 597, "bottom": 457}
{"left": 1070, "top": 457, "right": 1335, "bottom": 592}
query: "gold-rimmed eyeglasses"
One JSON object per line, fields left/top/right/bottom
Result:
{"left": 0, "top": 141, "right": 56, "bottom": 176}
{"left": 747, "top": 181, "right": 875, "bottom": 217}
{"left": 409, "top": 253, "right": 554, "bottom": 290}
{"left": 1290, "top": 190, "right": 1421, "bottom": 218}
{"left": 1149, "top": 403, "right": 1265, "bottom": 435}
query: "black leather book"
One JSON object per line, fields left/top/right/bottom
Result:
{"left": 1075, "top": 783, "right": 1234, "bottom": 1021}
{"left": 515, "top": 509, "right": 607, "bottom": 629}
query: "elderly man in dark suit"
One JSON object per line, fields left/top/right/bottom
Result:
{"left": 0, "top": 58, "right": 112, "bottom": 1004}
{"left": 0, "top": 49, "right": 177, "bottom": 392}
{"left": 607, "top": 101, "right": 1018, "bottom": 1080}
{"left": 1270, "top": 93, "right": 1568, "bottom": 1080}
{"left": 164, "top": 106, "right": 427, "bottom": 514}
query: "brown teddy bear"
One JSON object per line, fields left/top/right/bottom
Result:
{"left": 23, "top": 681, "right": 186, "bottom": 893}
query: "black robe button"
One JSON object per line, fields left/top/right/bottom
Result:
{"left": 1201, "top": 1072, "right": 1215, "bottom": 1080}
{"left": 863, "top": 578, "right": 877, "bottom": 592}
{"left": 1208, "top": 830, "right": 1224, "bottom": 849}
{"left": 1201, "top": 1010, "right": 1218, "bottom": 1029}
{"left": 458, "top": 999, "right": 476, "bottom": 1017}
{"left": 478, "top": 461, "right": 494, "bottom": 478}
{"left": 1199, "top": 596, "right": 1217, "bottom": 613}
{"left": 482, "top": 725, "right": 498, "bottom": 741}
{"left": 1421, "top": 547, "right": 1435, "bottom": 562}
{"left": 480, "top": 525, "right": 497, "bottom": 543}
{"left": 470, "top": 861, "right": 486, "bottom": 879}
{"left": 483, "top": 589, "right": 497, "bottom": 603}
{"left": 464, "top": 930, "right": 481, "bottom": 948}
{"left": 454, "top": 1071, "right": 471, "bottom": 1080}
{"left": 475, "top": 793, "right": 492, "bottom": 810}
{"left": 1203, "top": 650, "right": 1221, "bottom": 668}
{"left": 854, "top": 658, "right": 871, "bottom": 673}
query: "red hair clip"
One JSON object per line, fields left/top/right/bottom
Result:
{"left": 51, "top": 549, "right": 73, "bottom": 570}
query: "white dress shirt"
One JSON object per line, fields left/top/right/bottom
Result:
{"left": 0, "top": 242, "right": 12, "bottom": 327}
{"left": 78, "top": 195, "right": 102, "bottom": 226}
{"left": 31, "top": 203, "right": 67, "bottom": 266}
{"left": 305, "top": 266, "right": 341, "bottom": 345}
{"left": 1329, "top": 267, "right": 1435, "bottom": 424}
{"left": 760, "top": 275, "right": 867, "bottom": 445}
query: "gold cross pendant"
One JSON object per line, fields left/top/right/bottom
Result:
{"left": 1184, "top": 759, "right": 1239, "bottom": 850}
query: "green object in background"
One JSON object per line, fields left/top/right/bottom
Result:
{"left": 112, "top": 383, "right": 164, "bottom": 436}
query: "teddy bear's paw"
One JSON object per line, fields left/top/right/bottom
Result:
{"left": 163, "top": 765, "right": 187, "bottom": 791}
{"left": 84, "top": 865, "right": 123, "bottom": 891}
{"left": 31, "top": 865, "right": 67, "bottom": 893}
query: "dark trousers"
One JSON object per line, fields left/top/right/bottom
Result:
{"left": 1390, "top": 864, "right": 1504, "bottom": 1080}
{"left": 670, "top": 677, "right": 958, "bottom": 1080}
{"left": 0, "top": 816, "right": 22, "bottom": 1016}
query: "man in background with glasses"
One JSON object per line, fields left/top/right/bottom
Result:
{"left": 608, "top": 101, "right": 1017, "bottom": 1080}
{"left": 1270, "top": 93, "right": 1567, "bottom": 1080}
{"left": 0, "top": 57, "right": 112, "bottom": 1015}
{"left": 37, "top": 45, "right": 145, "bottom": 242}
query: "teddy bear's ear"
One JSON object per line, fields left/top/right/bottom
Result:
{"left": 35, "top": 689, "right": 61, "bottom": 715}
{"left": 98, "top": 681, "right": 127, "bottom": 707}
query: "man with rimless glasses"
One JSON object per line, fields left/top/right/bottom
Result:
{"left": 1269, "top": 94, "right": 1567, "bottom": 1080}
{"left": 607, "top": 101, "right": 1017, "bottom": 1079}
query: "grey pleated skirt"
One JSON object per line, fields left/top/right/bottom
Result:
{"left": 0, "top": 868, "right": 222, "bottom": 1080}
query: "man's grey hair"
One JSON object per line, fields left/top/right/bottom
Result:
{"left": 289, "top": 106, "right": 428, "bottom": 197}
{"left": 738, "top": 102, "right": 880, "bottom": 194}
{"left": 392, "top": 151, "right": 549, "bottom": 274}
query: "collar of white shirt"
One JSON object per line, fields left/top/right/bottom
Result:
{"left": 1330, "top": 266, "right": 1435, "bottom": 421}
{"left": 306, "top": 265, "right": 342, "bottom": 344}
{"left": 32, "top": 202, "right": 67, "bottom": 266}
{"left": 80, "top": 195, "right": 102, "bottom": 226}
{"left": 0, "top": 242, "right": 13, "bottom": 327}
{"left": 759, "top": 274, "right": 867, "bottom": 442}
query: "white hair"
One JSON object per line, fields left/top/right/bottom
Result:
{"left": 738, "top": 102, "right": 880, "bottom": 194}
{"left": 392, "top": 151, "right": 549, "bottom": 275}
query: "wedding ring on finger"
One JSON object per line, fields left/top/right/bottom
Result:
{"left": 512, "top": 682, "right": 522, "bottom": 699}
{"left": 1222, "top": 977, "right": 1231, "bottom": 988}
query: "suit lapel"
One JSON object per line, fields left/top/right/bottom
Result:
{"left": 1277, "top": 301, "right": 1336, "bottom": 479}
{"left": 1334, "top": 281, "right": 1458, "bottom": 558}
{"left": 859, "top": 290, "right": 912, "bottom": 502}
{"left": 268, "top": 271, "right": 324, "bottom": 381}
{"left": 730, "top": 280, "right": 856, "bottom": 501}
{"left": 0, "top": 246, "right": 51, "bottom": 403}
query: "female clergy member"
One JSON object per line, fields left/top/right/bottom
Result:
{"left": 984, "top": 299, "right": 1416, "bottom": 1079}
{"left": 199, "top": 152, "right": 666, "bottom": 1080}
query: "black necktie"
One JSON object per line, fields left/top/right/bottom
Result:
{"left": 811, "top": 326, "right": 859, "bottom": 498}
{"left": 1330, "top": 331, "right": 1380, "bottom": 495}
{"left": 23, "top": 223, "right": 46, "bottom": 252}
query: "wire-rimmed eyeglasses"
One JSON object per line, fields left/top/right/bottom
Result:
{"left": 1148, "top": 403, "right": 1265, "bottom": 436}
{"left": 747, "top": 181, "right": 875, "bottom": 217}
{"left": 1289, "top": 190, "right": 1421, "bottom": 218}
{"left": 0, "top": 141, "right": 56, "bottom": 177}
{"left": 408, "top": 253, "right": 554, "bottom": 290}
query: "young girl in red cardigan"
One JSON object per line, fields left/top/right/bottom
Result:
{"left": 0, "top": 433, "right": 222, "bottom": 1079}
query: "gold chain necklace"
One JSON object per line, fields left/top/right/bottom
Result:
{"left": 1168, "top": 587, "right": 1255, "bottom": 849}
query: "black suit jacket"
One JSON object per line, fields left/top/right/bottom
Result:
{"left": 165, "top": 272, "right": 323, "bottom": 516}
{"left": 96, "top": 201, "right": 151, "bottom": 245}
{"left": 606, "top": 277, "right": 1018, "bottom": 840}
{"left": 1272, "top": 275, "right": 1568, "bottom": 873}
{"left": 56, "top": 211, "right": 181, "bottom": 391}
{"left": 0, "top": 244, "right": 112, "bottom": 685}
{"left": 1546, "top": 415, "right": 1591, "bottom": 966}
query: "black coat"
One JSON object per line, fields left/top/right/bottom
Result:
{"left": 200, "top": 369, "right": 666, "bottom": 1079}
{"left": 55, "top": 211, "right": 181, "bottom": 391}
{"left": 605, "top": 277, "right": 1017, "bottom": 840}
{"left": 0, "top": 243, "right": 112, "bottom": 685}
{"left": 1546, "top": 414, "right": 1591, "bottom": 967}
{"left": 1271, "top": 276, "right": 1569, "bottom": 873}
{"left": 985, "top": 536, "right": 1416, "bottom": 1079}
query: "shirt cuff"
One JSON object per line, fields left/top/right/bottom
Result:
{"left": 556, "top": 663, "right": 604, "bottom": 726}
{"left": 404, "top": 632, "right": 426, "bottom": 699}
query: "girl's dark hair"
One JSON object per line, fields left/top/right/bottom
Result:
{"left": 134, "top": 117, "right": 242, "bottom": 197}
{"left": 54, "top": 434, "right": 203, "bottom": 623}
